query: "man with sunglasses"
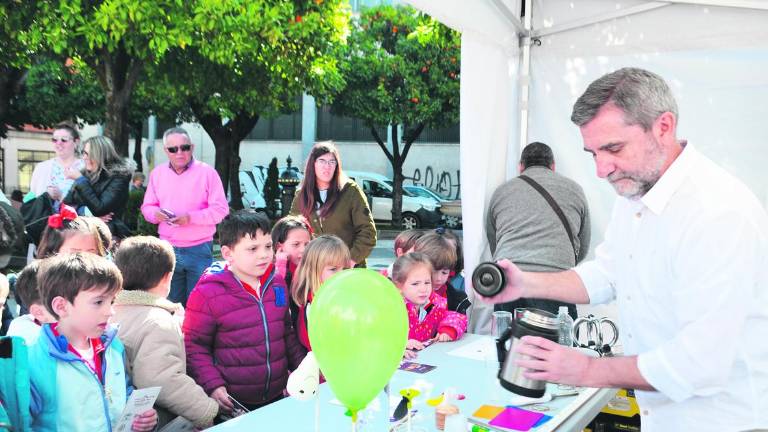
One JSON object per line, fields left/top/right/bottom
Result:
{"left": 141, "top": 127, "right": 228, "bottom": 306}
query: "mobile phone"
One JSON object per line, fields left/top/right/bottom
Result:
{"left": 159, "top": 208, "right": 176, "bottom": 219}
{"left": 227, "top": 395, "right": 251, "bottom": 414}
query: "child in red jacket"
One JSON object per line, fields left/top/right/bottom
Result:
{"left": 392, "top": 252, "right": 467, "bottom": 359}
{"left": 183, "top": 210, "right": 306, "bottom": 413}
{"left": 291, "top": 235, "right": 351, "bottom": 351}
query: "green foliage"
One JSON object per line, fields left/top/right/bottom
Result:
{"left": 29, "top": 0, "right": 193, "bottom": 62}
{"left": 332, "top": 5, "right": 460, "bottom": 134}
{"left": 264, "top": 157, "right": 280, "bottom": 217}
{"left": 0, "top": 1, "right": 42, "bottom": 135}
{"left": 124, "top": 189, "right": 158, "bottom": 236}
{"left": 155, "top": 0, "right": 350, "bottom": 203}
{"left": 164, "top": 0, "right": 350, "bottom": 120}
{"left": 19, "top": 58, "right": 105, "bottom": 127}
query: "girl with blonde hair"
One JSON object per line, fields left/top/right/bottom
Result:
{"left": 291, "top": 235, "right": 351, "bottom": 350}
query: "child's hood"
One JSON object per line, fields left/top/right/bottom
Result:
{"left": 40, "top": 323, "right": 119, "bottom": 362}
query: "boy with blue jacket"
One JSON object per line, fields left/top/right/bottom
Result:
{"left": 29, "top": 253, "right": 157, "bottom": 432}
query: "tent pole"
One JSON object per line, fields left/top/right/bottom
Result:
{"left": 517, "top": 0, "right": 533, "bottom": 158}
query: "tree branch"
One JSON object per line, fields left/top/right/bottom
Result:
{"left": 370, "top": 126, "right": 394, "bottom": 164}
{"left": 401, "top": 123, "right": 424, "bottom": 162}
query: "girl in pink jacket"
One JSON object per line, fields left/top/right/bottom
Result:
{"left": 392, "top": 253, "right": 467, "bottom": 357}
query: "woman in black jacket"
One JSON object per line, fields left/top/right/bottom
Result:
{"left": 63, "top": 136, "right": 135, "bottom": 238}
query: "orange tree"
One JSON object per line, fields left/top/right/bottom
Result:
{"left": 158, "top": 0, "right": 348, "bottom": 208}
{"left": 331, "top": 5, "right": 460, "bottom": 227}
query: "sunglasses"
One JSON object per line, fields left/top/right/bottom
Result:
{"left": 166, "top": 144, "right": 192, "bottom": 153}
{"left": 52, "top": 137, "right": 72, "bottom": 143}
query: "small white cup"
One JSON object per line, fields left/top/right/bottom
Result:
{"left": 577, "top": 347, "right": 601, "bottom": 358}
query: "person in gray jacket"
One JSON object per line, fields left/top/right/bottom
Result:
{"left": 486, "top": 142, "right": 590, "bottom": 318}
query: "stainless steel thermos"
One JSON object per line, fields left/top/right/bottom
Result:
{"left": 496, "top": 308, "right": 559, "bottom": 398}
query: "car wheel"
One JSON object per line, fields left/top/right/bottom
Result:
{"left": 401, "top": 212, "right": 421, "bottom": 230}
{"left": 444, "top": 215, "right": 460, "bottom": 229}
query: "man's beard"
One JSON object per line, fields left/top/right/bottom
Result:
{"left": 607, "top": 137, "right": 667, "bottom": 200}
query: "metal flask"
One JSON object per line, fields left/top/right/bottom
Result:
{"left": 496, "top": 308, "right": 560, "bottom": 398}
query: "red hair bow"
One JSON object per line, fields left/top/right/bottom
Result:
{"left": 47, "top": 205, "right": 78, "bottom": 229}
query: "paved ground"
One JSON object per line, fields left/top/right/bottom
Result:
{"left": 367, "top": 239, "right": 395, "bottom": 270}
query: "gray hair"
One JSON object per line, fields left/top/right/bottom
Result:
{"left": 162, "top": 127, "right": 191, "bottom": 146}
{"left": 571, "top": 67, "right": 678, "bottom": 131}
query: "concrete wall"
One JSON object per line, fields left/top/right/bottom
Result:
{"left": 147, "top": 122, "right": 462, "bottom": 199}
{"left": 1, "top": 130, "right": 55, "bottom": 192}
{"left": 1, "top": 122, "right": 461, "bottom": 200}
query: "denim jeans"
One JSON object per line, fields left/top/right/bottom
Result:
{"left": 169, "top": 241, "right": 213, "bottom": 306}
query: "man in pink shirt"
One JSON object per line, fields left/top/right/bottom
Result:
{"left": 141, "top": 127, "right": 229, "bottom": 305}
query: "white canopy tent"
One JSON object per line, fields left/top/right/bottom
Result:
{"left": 404, "top": 0, "right": 768, "bottom": 332}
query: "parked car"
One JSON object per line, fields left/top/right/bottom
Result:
{"left": 239, "top": 165, "right": 302, "bottom": 213}
{"left": 403, "top": 185, "right": 463, "bottom": 229}
{"left": 346, "top": 171, "right": 442, "bottom": 229}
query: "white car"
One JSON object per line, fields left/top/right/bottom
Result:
{"left": 403, "top": 185, "right": 462, "bottom": 229}
{"left": 345, "top": 171, "right": 442, "bottom": 229}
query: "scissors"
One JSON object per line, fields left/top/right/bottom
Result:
{"left": 571, "top": 314, "right": 618, "bottom": 355}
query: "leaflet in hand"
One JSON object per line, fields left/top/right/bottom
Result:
{"left": 113, "top": 387, "right": 161, "bottom": 432}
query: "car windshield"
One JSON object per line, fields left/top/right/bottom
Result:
{"left": 405, "top": 186, "right": 441, "bottom": 201}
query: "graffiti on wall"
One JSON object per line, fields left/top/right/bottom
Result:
{"left": 404, "top": 166, "right": 461, "bottom": 200}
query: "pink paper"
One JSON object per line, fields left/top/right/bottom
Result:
{"left": 488, "top": 406, "right": 545, "bottom": 431}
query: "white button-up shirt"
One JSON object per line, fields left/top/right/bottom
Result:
{"left": 575, "top": 144, "right": 768, "bottom": 431}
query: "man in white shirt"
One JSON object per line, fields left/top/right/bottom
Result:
{"left": 490, "top": 67, "right": 768, "bottom": 431}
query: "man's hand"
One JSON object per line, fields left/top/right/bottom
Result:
{"left": 485, "top": 259, "right": 526, "bottom": 304}
{"left": 170, "top": 214, "right": 191, "bottom": 226}
{"left": 99, "top": 212, "right": 114, "bottom": 223}
{"left": 131, "top": 409, "right": 158, "bottom": 432}
{"left": 211, "top": 386, "right": 234, "bottom": 413}
{"left": 155, "top": 210, "right": 170, "bottom": 223}
{"left": 514, "top": 336, "right": 594, "bottom": 387}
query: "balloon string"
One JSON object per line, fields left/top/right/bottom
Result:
{"left": 314, "top": 397, "right": 320, "bottom": 432}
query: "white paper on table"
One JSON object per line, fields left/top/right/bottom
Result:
{"left": 158, "top": 416, "right": 195, "bottom": 432}
{"left": 113, "top": 387, "right": 161, "bottom": 432}
{"left": 446, "top": 337, "right": 496, "bottom": 361}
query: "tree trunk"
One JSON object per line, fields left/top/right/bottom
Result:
{"left": 103, "top": 94, "right": 131, "bottom": 155}
{"left": 90, "top": 45, "right": 144, "bottom": 156}
{"left": 192, "top": 104, "right": 258, "bottom": 209}
{"left": 131, "top": 121, "right": 143, "bottom": 172}
{"left": 390, "top": 124, "right": 403, "bottom": 229}
{"left": 0, "top": 67, "right": 28, "bottom": 136}
{"left": 229, "top": 140, "right": 243, "bottom": 210}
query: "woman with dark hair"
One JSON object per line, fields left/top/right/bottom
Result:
{"left": 63, "top": 135, "right": 135, "bottom": 238}
{"left": 290, "top": 141, "right": 377, "bottom": 267}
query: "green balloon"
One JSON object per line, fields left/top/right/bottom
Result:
{"left": 309, "top": 269, "right": 408, "bottom": 419}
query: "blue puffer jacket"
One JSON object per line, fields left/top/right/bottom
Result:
{"left": 29, "top": 324, "right": 131, "bottom": 432}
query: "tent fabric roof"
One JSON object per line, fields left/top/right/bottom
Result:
{"left": 405, "top": 0, "right": 768, "bottom": 333}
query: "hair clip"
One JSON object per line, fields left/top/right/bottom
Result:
{"left": 47, "top": 205, "right": 78, "bottom": 229}
{"left": 298, "top": 215, "right": 314, "bottom": 236}
{"left": 435, "top": 227, "right": 446, "bottom": 235}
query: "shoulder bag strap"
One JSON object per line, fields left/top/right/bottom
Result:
{"left": 518, "top": 175, "right": 579, "bottom": 264}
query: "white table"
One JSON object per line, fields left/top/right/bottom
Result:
{"left": 208, "top": 334, "right": 617, "bottom": 431}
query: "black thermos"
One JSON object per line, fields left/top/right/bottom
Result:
{"left": 471, "top": 262, "right": 507, "bottom": 297}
